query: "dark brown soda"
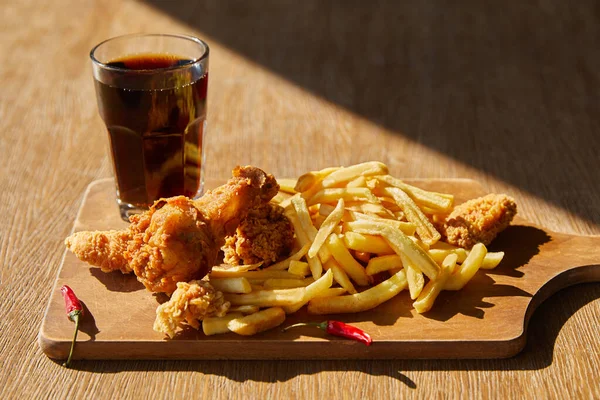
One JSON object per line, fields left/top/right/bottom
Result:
{"left": 95, "top": 53, "right": 207, "bottom": 208}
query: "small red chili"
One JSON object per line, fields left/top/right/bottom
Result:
{"left": 283, "top": 320, "right": 372, "bottom": 346}
{"left": 60, "top": 285, "right": 84, "bottom": 367}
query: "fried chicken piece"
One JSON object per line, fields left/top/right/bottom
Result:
{"left": 153, "top": 280, "right": 229, "bottom": 338}
{"left": 222, "top": 203, "right": 294, "bottom": 266}
{"left": 65, "top": 166, "right": 279, "bottom": 293}
{"left": 437, "top": 194, "right": 517, "bottom": 249}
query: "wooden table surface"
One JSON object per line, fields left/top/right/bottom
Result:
{"left": 1, "top": 0, "right": 599, "bottom": 398}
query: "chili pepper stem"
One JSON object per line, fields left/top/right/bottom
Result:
{"left": 282, "top": 322, "right": 327, "bottom": 332}
{"left": 63, "top": 311, "right": 81, "bottom": 368}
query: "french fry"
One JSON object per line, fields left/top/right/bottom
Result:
{"left": 321, "top": 162, "right": 388, "bottom": 188}
{"left": 413, "top": 254, "right": 458, "bottom": 313}
{"left": 314, "top": 287, "right": 347, "bottom": 298}
{"left": 228, "top": 305, "right": 260, "bottom": 314}
{"left": 326, "top": 233, "right": 371, "bottom": 286}
{"left": 427, "top": 248, "right": 469, "bottom": 264}
{"left": 365, "top": 254, "right": 403, "bottom": 275}
{"left": 445, "top": 243, "right": 487, "bottom": 290}
{"left": 295, "top": 167, "right": 339, "bottom": 192}
{"left": 210, "top": 269, "right": 304, "bottom": 280}
{"left": 290, "top": 196, "right": 331, "bottom": 267}
{"left": 209, "top": 277, "right": 252, "bottom": 294}
{"left": 307, "top": 188, "right": 379, "bottom": 207}
{"left": 307, "top": 270, "right": 407, "bottom": 314}
{"left": 481, "top": 251, "right": 505, "bottom": 269}
{"left": 381, "top": 187, "right": 441, "bottom": 245}
{"left": 376, "top": 175, "right": 454, "bottom": 212}
{"left": 227, "top": 307, "right": 286, "bottom": 336}
{"left": 263, "top": 278, "right": 314, "bottom": 289}
{"left": 323, "top": 258, "right": 357, "bottom": 294}
{"left": 344, "top": 220, "right": 440, "bottom": 280}
{"left": 399, "top": 253, "right": 424, "bottom": 300}
{"left": 202, "top": 312, "right": 244, "bottom": 336}
{"left": 285, "top": 205, "right": 325, "bottom": 277}
{"left": 344, "top": 212, "right": 416, "bottom": 235}
{"left": 346, "top": 175, "right": 367, "bottom": 188}
{"left": 309, "top": 199, "right": 345, "bottom": 258}
{"left": 289, "top": 260, "right": 311, "bottom": 276}
{"left": 271, "top": 192, "right": 292, "bottom": 204}
{"left": 277, "top": 178, "right": 298, "bottom": 194}
{"left": 265, "top": 243, "right": 310, "bottom": 271}
{"left": 344, "top": 202, "right": 395, "bottom": 218}
{"left": 225, "top": 288, "right": 305, "bottom": 307}
{"left": 212, "top": 262, "right": 263, "bottom": 273}
{"left": 283, "top": 269, "right": 334, "bottom": 313}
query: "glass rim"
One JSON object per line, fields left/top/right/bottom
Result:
{"left": 89, "top": 33, "right": 209, "bottom": 73}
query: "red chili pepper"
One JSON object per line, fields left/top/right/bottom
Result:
{"left": 283, "top": 320, "right": 372, "bottom": 346}
{"left": 60, "top": 285, "right": 84, "bottom": 367}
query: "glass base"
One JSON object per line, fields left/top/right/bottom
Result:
{"left": 117, "top": 200, "right": 146, "bottom": 222}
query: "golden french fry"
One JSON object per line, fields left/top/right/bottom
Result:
{"left": 321, "top": 161, "right": 389, "bottom": 188}
{"left": 212, "top": 262, "right": 263, "bottom": 273}
{"left": 323, "top": 258, "right": 357, "bottom": 294}
{"left": 326, "top": 233, "right": 371, "bottom": 286}
{"left": 277, "top": 178, "right": 298, "bottom": 194}
{"left": 313, "top": 287, "right": 347, "bottom": 298}
{"left": 445, "top": 243, "right": 488, "bottom": 290}
{"left": 309, "top": 199, "right": 345, "bottom": 258}
{"left": 228, "top": 305, "right": 260, "bottom": 314}
{"left": 290, "top": 196, "right": 331, "bottom": 266}
{"left": 295, "top": 167, "right": 339, "bottom": 193}
{"left": 271, "top": 192, "right": 291, "bottom": 204}
{"left": 346, "top": 175, "right": 367, "bottom": 188}
{"left": 344, "top": 212, "right": 416, "bottom": 235}
{"left": 344, "top": 220, "right": 440, "bottom": 280}
{"left": 343, "top": 231, "right": 394, "bottom": 254}
{"left": 263, "top": 278, "right": 314, "bottom": 289}
{"left": 307, "top": 188, "right": 379, "bottom": 207}
{"left": 227, "top": 307, "right": 286, "bottom": 336}
{"left": 376, "top": 175, "right": 454, "bottom": 212}
{"left": 265, "top": 243, "right": 310, "bottom": 271}
{"left": 480, "top": 252, "right": 505, "bottom": 269}
{"left": 399, "top": 253, "right": 424, "bottom": 300}
{"left": 202, "top": 312, "right": 244, "bottom": 336}
{"left": 225, "top": 288, "right": 305, "bottom": 307}
{"left": 427, "top": 248, "right": 469, "bottom": 264}
{"left": 209, "top": 277, "right": 252, "bottom": 294}
{"left": 307, "top": 270, "right": 407, "bottom": 314}
{"left": 285, "top": 205, "right": 325, "bottom": 278}
{"left": 283, "top": 269, "right": 334, "bottom": 313}
{"left": 413, "top": 254, "right": 458, "bottom": 313}
{"left": 344, "top": 202, "right": 395, "bottom": 218}
{"left": 365, "top": 254, "right": 403, "bottom": 275}
{"left": 210, "top": 269, "right": 304, "bottom": 280}
{"left": 289, "top": 260, "right": 311, "bottom": 277}
{"left": 381, "top": 187, "right": 441, "bottom": 245}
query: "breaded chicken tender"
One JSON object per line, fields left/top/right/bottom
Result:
{"left": 153, "top": 280, "right": 229, "bottom": 338}
{"left": 437, "top": 194, "right": 517, "bottom": 249}
{"left": 65, "top": 166, "right": 279, "bottom": 293}
{"left": 222, "top": 203, "right": 294, "bottom": 266}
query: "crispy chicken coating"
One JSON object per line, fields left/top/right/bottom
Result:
{"left": 437, "top": 194, "right": 517, "bottom": 249}
{"left": 222, "top": 203, "right": 294, "bottom": 266}
{"left": 153, "top": 280, "right": 229, "bottom": 338}
{"left": 65, "top": 166, "right": 279, "bottom": 293}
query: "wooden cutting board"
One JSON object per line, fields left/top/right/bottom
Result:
{"left": 39, "top": 178, "right": 600, "bottom": 360}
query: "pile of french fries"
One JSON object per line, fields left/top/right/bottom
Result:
{"left": 203, "top": 162, "right": 505, "bottom": 336}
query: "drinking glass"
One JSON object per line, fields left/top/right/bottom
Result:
{"left": 90, "top": 33, "right": 209, "bottom": 221}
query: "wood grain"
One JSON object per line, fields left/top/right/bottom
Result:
{"left": 1, "top": 0, "right": 599, "bottom": 398}
{"left": 38, "top": 178, "right": 600, "bottom": 360}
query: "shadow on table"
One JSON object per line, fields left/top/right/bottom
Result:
{"left": 71, "top": 284, "right": 600, "bottom": 387}
{"left": 141, "top": 0, "right": 600, "bottom": 230}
